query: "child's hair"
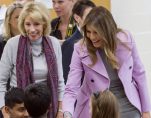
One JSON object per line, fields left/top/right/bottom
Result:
{"left": 5, "top": 87, "right": 25, "bottom": 108}
{"left": 91, "top": 90, "right": 120, "bottom": 118}
{"left": 24, "top": 83, "right": 51, "bottom": 118}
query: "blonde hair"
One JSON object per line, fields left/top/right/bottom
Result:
{"left": 3, "top": 3, "right": 23, "bottom": 41}
{"left": 82, "top": 6, "right": 125, "bottom": 69}
{"left": 18, "top": 2, "right": 51, "bottom": 36}
{"left": 91, "top": 90, "right": 120, "bottom": 118}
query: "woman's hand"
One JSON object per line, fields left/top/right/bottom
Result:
{"left": 56, "top": 101, "right": 63, "bottom": 118}
{"left": 56, "top": 111, "right": 63, "bottom": 118}
{"left": 63, "top": 112, "right": 72, "bottom": 118}
{"left": 142, "top": 112, "right": 151, "bottom": 118}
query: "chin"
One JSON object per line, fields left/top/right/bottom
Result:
{"left": 94, "top": 45, "right": 100, "bottom": 48}
{"left": 29, "top": 36, "right": 39, "bottom": 41}
{"left": 29, "top": 38, "right": 37, "bottom": 41}
{"left": 93, "top": 44, "right": 102, "bottom": 49}
{"left": 56, "top": 13, "right": 62, "bottom": 17}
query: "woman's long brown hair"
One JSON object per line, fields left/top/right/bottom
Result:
{"left": 82, "top": 6, "right": 130, "bottom": 69}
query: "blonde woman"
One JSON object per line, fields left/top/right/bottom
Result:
{"left": 51, "top": 0, "right": 78, "bottom": 41}
{"left": 0, "top": 3, "right": 23, "bottom": 58}
{"left": 0, "top": 2, "right": 64, "bottom": 118}
{"left": 63, "top": 6, "right": 151, "bottom": 118}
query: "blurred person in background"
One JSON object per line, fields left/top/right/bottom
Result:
{"left": 50, "top": 0, "right": 78, "bottom": 43}
{"left": 62, "top": 0, "right": 96, "bottom": 84}
{"left": 0, "top": 3, "right": 23, "bottom": 59}
{"left": 0, "top": 0, "right": 34, "bottom": 36}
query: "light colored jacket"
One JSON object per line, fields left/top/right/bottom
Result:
{"left": 63, "top": 31, "right": 151, "bottom": 118}
{"left": 0, "top": 35, "right": 65, "bottom": 107}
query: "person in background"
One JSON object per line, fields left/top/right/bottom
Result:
{"left": 62, "top": 0, "right": 96, "bottom": 84}
{"left": 90, "top": 90, "right": 119, "bottom": 118}
{"left": 24, "top": 83, "right": 51, "bottom": 118}
{"left": 50, "top": 0, "right": 78, "bottom": 42}
{"left": 0, "top": 3, "right": 23, "bottom": 59}
{"left": 0, "top": 87, "right": 29, "bottom": 118}
{"left": 0, "top": 2, "right": 64, "bottom": 118}
{"left": 0, "top": 0, "right": 34, "bottom": 36}
{"left": 63, "top": 6, "right": 151, "bottom": 118}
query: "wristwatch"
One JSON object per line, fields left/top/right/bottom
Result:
{"left": 63, "top": 111, "right": 72, "bottom": 118}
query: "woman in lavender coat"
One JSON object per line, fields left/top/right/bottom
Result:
{"left": 63, "top": 6, "right": 151, "bottom": 118}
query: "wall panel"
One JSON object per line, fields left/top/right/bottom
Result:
{"left": 0, "top": 0, "right": 13, "bottom": 5}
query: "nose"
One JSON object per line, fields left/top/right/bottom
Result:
{"left": 30, "top": 25, "right": 36, "bottom": 32}
{"left": 89, "top": 33, "right": 95, "bottom": 41}
{"left": 53, "top": 3, "right": 59, "bottom": 9}
{"left": 24, "top": 110, "right": 29, "bottom": 117}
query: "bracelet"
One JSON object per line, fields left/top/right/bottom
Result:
{"left": 58, "top": 109, "right": 63, "bottom": 113}
{"left": 63, "top": 111, "right": 72, "bottom": 118}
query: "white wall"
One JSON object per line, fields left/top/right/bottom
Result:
{"left": 35, "top": 0, "right": 52, "bottom": 9}
{"left": 111, "top": 0, "right": 151, "bottom": 98}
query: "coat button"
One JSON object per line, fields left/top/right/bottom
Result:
{"left": 129, "top": 66, "right": 132, "bottom": 69}
{"left": 91, "top": 79, "right": 94, "bottom": 83}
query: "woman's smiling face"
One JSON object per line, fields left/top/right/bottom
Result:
{"left": 86, "top": 25, "right": 104, "bottom": 48}
{"left": 24, "top": 16, "right": 44, "bottom": 41}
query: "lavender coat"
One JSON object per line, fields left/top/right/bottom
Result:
{"left": 63, "top": 31, "right": 151, "bottom": 118}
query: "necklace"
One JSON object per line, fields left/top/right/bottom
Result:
{"left": 32, "top": 50, "right": 43, "bottom": 57}
{"left": 31, "top": 48, "right": 44, "bottom": 57}
{"left": 30, "top": 38, "right": 43, "bottom": 57}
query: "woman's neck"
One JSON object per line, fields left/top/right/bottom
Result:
{"left": 60, "top": 13, "right": 71, "bottom": 25}
{"left": 30, "top": 37, "right": 42, "bottom": 45}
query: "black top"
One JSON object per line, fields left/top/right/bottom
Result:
{"left": 0, "top": 35, "right": 10, "bottom": 91}
{"left": 62, "top": 29, "right": 83, "bottom": 83}
{"left": 50, "top": 17, "right": 77, "bottom": 40}
{"left": 99, "top": 50, "right": 140, "bottom": 116}
{"left": 0, "top": 110, "right": 4, "bottom": 118}
{"left": 0, "top": 35, "right": 7, "bottom": 59}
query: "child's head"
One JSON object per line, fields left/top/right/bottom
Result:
{"left": 24, "top": 83, "right": 51, "bottom": 118}
{"left": 4, "top": 87, "right": 29, "bottom": 118}
{"left": 91, "top": 90, "right": 119, "bottom": 118}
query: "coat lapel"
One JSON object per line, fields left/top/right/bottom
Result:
{"left": 81, "top": 50, "right": 109, "bottom": 79}
{"left": 79, "top": 40, "right": 132, "bottom": 80}
{"left": 115, "top": 42, "right": 132, "bottom": 81}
